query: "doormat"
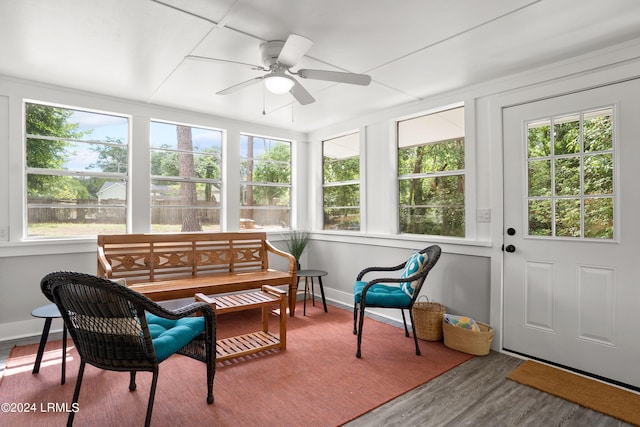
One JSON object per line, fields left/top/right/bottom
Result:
{"left": 508, "top": 360, "right": 640, "bottom": 426}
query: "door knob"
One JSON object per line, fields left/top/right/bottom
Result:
{"left": 505, "top": 245, "right": 516, "bottom": 253}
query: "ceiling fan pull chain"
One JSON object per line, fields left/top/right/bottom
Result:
{"left": 262, "top": 84, "right": 266, "bottom": 115}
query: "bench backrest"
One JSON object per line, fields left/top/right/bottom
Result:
{"left": 98, "top": 232, "right": 272, "bottom": 283}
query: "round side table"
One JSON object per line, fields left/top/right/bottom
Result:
{"left": 296, "top": 270, "right": 328, "bottom": 316}
{"left": 31, "top": 303, "right": 67, "bottom": 385}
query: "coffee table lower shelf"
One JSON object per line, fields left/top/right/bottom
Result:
{"left": 216, "top": 331, "right": 281, "bottom": 362}
{"left": 196, "top": 285, "right": 287, "bottom": 363}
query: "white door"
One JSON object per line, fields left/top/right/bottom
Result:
{"left": 503, "top": 78, "right": 640, "bottom": 388}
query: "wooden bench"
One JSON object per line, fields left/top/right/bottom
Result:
{"left": 97, "top": 232, "right": 299, "bottom": 316}
{"left": 195, "top": 285, "right": 287, "bottom": 362}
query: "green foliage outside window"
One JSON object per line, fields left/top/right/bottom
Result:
{"left": 398, "top": 138, "right": 465, "bottom": 237}
{"left": 240, "top": 135, "right": 291, "bottom": 229}
{"left": 322, "top": 133, "right": 360, "bottom": 231}
{"left": 527, "top": 110, "right": 613, "bottom": 239}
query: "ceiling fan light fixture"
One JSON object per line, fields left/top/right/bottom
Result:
{"left": 264, "top": 74, "right": 295, "bottom": 94}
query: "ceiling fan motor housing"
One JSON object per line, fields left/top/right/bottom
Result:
{"left": 260, "top": 40, "right": 286, "bottom": 67}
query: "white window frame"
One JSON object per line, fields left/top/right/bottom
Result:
{"left": 24, "top": 100, "right": 130, "bottom": 239}
{"left": 149, "top": 119, "right": 223, "bottom": 233}
{"left": 239, "top": 132, "right": 293, "bottom": 230}
{"left": 322, "top": 131, "right": 361, "bottom": 231}
{"left": 396, "top": 103, "right": 470, "bottom": 238}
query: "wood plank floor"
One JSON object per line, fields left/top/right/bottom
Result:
{"left": 344, "top": 350, "right": 632, "bottom": 426}
{"left": 1, "top": 307, "right": 633, "bottom": 426}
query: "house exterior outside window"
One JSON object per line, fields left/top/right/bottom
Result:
{"left": 25, "top": 102, "right": 129, "bottom": 238}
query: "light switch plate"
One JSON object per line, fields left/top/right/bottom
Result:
{"left": 476, "top": 209, "right": 491, "bottom": 223}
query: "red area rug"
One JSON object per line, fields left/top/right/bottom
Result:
{"left": 1, "top": 302, "right": 472, "bottom": 426}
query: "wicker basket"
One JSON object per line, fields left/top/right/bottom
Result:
{"left": 412, "top": 298, "right": 446, "bottom": 341}
{"left": 442, "top": 321, "right": 494, "bottom": 356}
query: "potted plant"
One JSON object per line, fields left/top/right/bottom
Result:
{"left": 284, "top": 230, "right": 310, "bottom": 270}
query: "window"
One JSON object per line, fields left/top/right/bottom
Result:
{"left": 397, "top": 106, "right": 465, "bottom": 236}
{"left": 527, "top": 108, "right": 613, "bottom": 239}
{"left": 322, "top": 132, "right": 360, "bottom": 230}
{"left": 25, "top": 102, "right": 129, "bottom": 238}
{"left": 240, "top": 134, "right": 291, "bottom": 230}
{"left": 150, "top": 121, "right": 222, "bottom": 232}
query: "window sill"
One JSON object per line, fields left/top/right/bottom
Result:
{"left": 307, "top": 230, "right": 493, "bottom": 256}
{"left": 0, "top": 231, "right": 495, "bottom": 258}
{"left": 0, "top": 237, "right": 98, "bottom": 257}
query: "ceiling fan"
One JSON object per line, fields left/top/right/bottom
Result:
{"left": 185, "top": 34, "right": 372, "bottom": 105}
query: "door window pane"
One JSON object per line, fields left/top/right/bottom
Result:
{"left": 554, "top": 157, "right": 580, "bottom": 196}
{"left": 528, "top": 120, "right": 551, "bottom": 158}
{"left": 528, "top": 199, "right": 552, "bottom": 236}
{"left": 528, "top": 159, "right": 552, "bottom": 197}
{"left": 526, "top": 108, "right": 614, "bottom": 239}
{"left": 584, "top": 197, "right": 613, "bottom": 239}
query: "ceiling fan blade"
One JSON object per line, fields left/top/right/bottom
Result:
{"left": 185, "top": 55, "right": 265, "bottom": 70}
{"left": 290, "top": 79, "right": 315, "bottom": 105}
{"left": 217, "top": 77, "right": 263, "bottom": 95}
{"left": 296, "top": 69, "right": 371, "bottom": 86}
{"left": 277, "top": 34, "right": 313, "bottom": 68}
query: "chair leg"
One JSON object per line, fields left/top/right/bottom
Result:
{"left": 206, "top": 330, "right": 215, "bottom": 404}
{"left": 409, "top": 309, "right": 421, "bottom": 356}
{"left": 67, "top": 360, "right": 85, "bottom": 427}
{"left": 353, "top": 302, "right": 358, "bottom": 335}
{"left": 144, "top": 368, "right": 159, "bottom": 427}
{"left": 129, "top": 371, "right": 137, "bottom": 391}
{"left": 356, "top": 303, "right": 366, "bottom": 358}
{"left": 400, "top": 309, "right": 410, "bottom": 337}
{"left": 61, "top": 324, "right": 67, "bottom": 385}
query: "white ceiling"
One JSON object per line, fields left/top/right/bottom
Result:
{"left": 1, "top": 0, "right": 639, "bottom": 133}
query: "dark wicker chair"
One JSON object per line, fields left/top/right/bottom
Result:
{"left": 353, "top": 245, "right": 441, "bottom": 358}
{"left": 41, "top": 272, "right": 216, "bottom": 427}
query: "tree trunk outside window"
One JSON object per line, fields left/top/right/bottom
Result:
{"left": 177, "top": 125, "right": 201, "bottom": 232}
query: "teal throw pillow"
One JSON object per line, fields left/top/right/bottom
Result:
{"left": 400, "top": 252, "right": 426, "bottom": 297}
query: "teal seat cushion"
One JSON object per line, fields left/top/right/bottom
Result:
{"left": 354, "top": 281, "right": 412, "bottom": 307}
{"left": 145, "top": 313, "right": 205, "bottom": 362}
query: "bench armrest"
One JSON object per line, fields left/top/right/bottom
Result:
{"left": 97, "top": 246, "right": 113, "bottom": 278}
{"left": 265, "top": 240, "right": 297, "bottom": 273}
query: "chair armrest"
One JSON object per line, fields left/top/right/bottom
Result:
{"left": 358, "top": 263, "right": 434, "bottom": 301}
{"left": 145, "top": 301, "right": 215, "bottom": 320}
{"left": 97, "top": 246, "right": 113, "bottom": 278}
{"left": 265, "top": 240, "right": 298, "bottom": 273}
{"left": 356, "top": 262, "right": 406, "bottom": 281}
